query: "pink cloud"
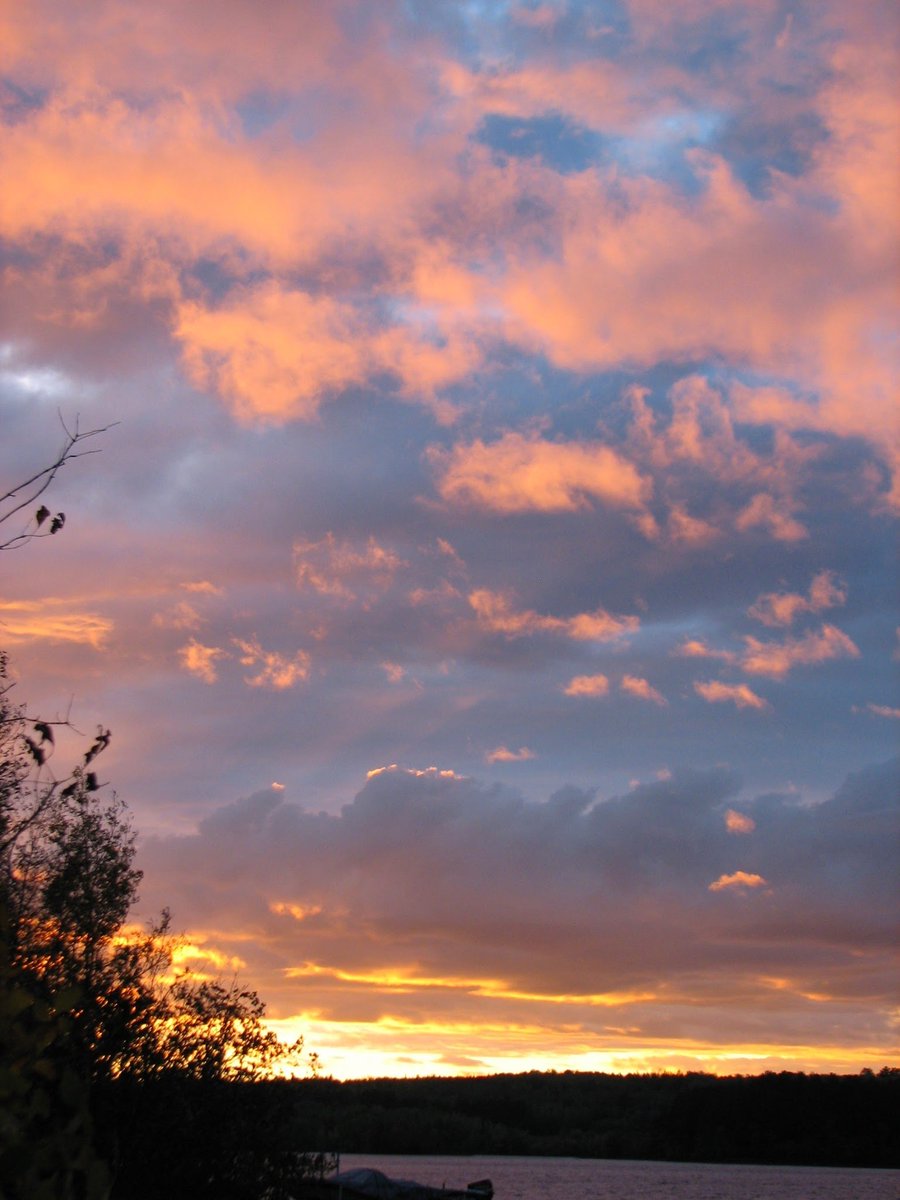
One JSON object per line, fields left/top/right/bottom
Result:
{"left": 708, "top": 870, "right": 768, "bottom": 893}
{"left": 673, "top": 640, "right": 737, "bottom": 664}
{"left": 430, "top": 432, "right": 650, "bottom": 515}
{"left": 735, "top": 493, "right": 807, "bottom": 542}
{"left": 152, "top": 601, "right": 202, "bottom": 631}
{"left": 485, "top": 746, "right": 536, "bottom": 764}
{"left": 176, "top": 287, "right": 369, "bottom": 422}
{"left": 862, "top": 703, "right": 900, "bottom": 721}
{"left": 563, "top": 674, "right": 610, "bottom": 698}
{"left": 620, "top": 675, "right": 667, "bottom": 706}
{"left": 741, "top": 624, "right": 859, "bottom": 679}
{"left": 294, "top": 533, "right": 406, "bottom": 601}
{"left": 725, "top": 809, "right": 756, "bottom": 835}
{"left": 694, "top": 681, "right": 769, "bottom": 711}
{"left": 469, "top": 590, "right": 639, "bottom": 642}
{"left": 748, "top": 571, "right": 847, "bottom": 627}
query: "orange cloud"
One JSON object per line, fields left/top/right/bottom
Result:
{"left": 749, "top": 571, "right": 847, "bottom": 627}
{"left": 176, "top": 286, "right": 369, "bottom": 422}
{"left": 741, "top": 624, "right": 859, "bottom": 679}
{"left": 178, "top": 637, "right": 226, "bottom": 684}
{"left": 485, "top": 746, "right": 536, "bottom": 764}
{"left": 725, "top": 809, "right": 755, "bottom": 834}
{"left": 176, "top": 277, "right": 486, "bottom": 423}
{"left": 431, "top": 432, "right": 651, "bottom": 515}
{"left": 709, "top": 870, "right": 768, "bottom": 892}
{"left": 232, "top": 638, "right": 310, "bottom": 690}
{"left": 563, "top": 674, "right": 610, "bottom": 698}
{"left": 469, "top": 589, "right": 639, "bottom": 642}
{"left": 620, "top": 675, "right": 667, "bottom": 706}
{"left": 694, "top": 681, "right": 769, "bottom": 711}
{"left": 0, "top": 600, "right": 112, "bottom": 648}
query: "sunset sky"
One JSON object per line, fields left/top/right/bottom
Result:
{"left": 1, "top": 0, "right": 897, "bottom": 1079}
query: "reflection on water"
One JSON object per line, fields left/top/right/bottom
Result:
{"left": 338, "top": 1153, "right": 900, "bottom": 1200}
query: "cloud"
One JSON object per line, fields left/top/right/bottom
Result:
{"left": 674, "top": 640, "right": 737, "bottom": 664}
{"left": 563, "top": 673, "right": 610, "bottom": 698}
{"left": 741, "top": 624, "right": 859, "bottom": 679}
{"left": 735, "top": 493, "right": 807, "bottom": 542}
{"left": 485, "top": 745, "right": 535, "bottom": 764}
{"left": 181, "top": 580, "right": 223, "bottom": 596}
{"left": 0, "top": 600, "right": 112, "bottom": 648}
{"left": 152, "top": 601, "right": 202, "bottom": 631}
{"left": 694, "top": 680, "right": 769, "bottom": 711}
{"left": 469, "top": 590, "right": 638, "bottom": 642}
{"left": 725, "top": 809, "right": 755, "bottom": 834}
{"left": 294, "top": 533, "right": 406, "bottom": 601}
{"left": 678, "top": 622, "right": 860, "bottom": 683}
{"left": 178, "top": 637, "right": 226, "bottom": 684}
{"left": 431, "top": 432, "right": 651, "bottom": 515}
{"left": 176, "top": 282, "right": 484, "bottom": 423}
{"left": 176, "top": 286, "right": 369, "bottom": 423}
{"left": 619, "top": 675, "right": 667, "bottom": 706}
{"left": 748, "top": 571, "right": 847, "bottom": 627}
{"left": 860, "top": 703, "right": 900, "bottom": 721}
{"left": 232, "top": 637, "right": 310, "bottom": 690}
{"left": 137, "top": 758, "right": 900, "bottom": 1071}
{"left": 708, "top": 870, "right": 768, "bottom": 892}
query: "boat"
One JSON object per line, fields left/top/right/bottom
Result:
{"left": 317, "top": 1166, "right": 494, "bottom": 1199}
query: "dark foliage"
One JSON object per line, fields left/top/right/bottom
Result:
{"left": 286, "top": 1068, "right": 900, "bottom": 1168}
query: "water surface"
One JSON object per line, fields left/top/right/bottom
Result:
{"left": 338, "top": 1152, "right": 900, "bottom": 1199}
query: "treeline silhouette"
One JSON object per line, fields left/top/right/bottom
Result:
{"left": 286, "top": 1068, "right": 899, "bottom": 1168}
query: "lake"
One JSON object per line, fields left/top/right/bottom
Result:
{"left": 337, "top": 1153, "right": 900, "bottom": 1199}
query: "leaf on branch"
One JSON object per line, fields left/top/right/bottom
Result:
{"left": 83, "top": 727, "right": 111, "bottom": 765}
{"left": 85, "top": 772, "right": 99, "bottom": 792}
{"left": 35, "top": 504, "right": 51, "bottom": 526}
{"left": 24, "top": 735, "right": 46, "bottom": 765}
{"left": 33, "top": 720, "right": 55, "bottom": 745}
{"left": 49, "top": 512, "right": 66, "bottom": 534}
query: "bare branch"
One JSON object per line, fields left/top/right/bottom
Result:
{"left": 0, "top": 412, "right": 117, "bottom": 550}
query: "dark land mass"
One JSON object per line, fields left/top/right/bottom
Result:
{"left": 284, "top": 1068, "right": 899, "bottom": 1169}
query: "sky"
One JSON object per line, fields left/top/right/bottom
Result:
{"left": 0, "top": 0, "right": 897, "bottom": 1080}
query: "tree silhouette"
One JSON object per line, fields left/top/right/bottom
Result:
{"left": 1, "top": 426, "right": 327, "bottom": 1198}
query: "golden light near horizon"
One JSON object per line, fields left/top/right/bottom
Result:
{"left": 2, "top": 0, "right": 897, "bottom": 1084}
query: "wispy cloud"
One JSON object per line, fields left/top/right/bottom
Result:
{"left": 694, "top": 681, "right": 769, "bottom": 711}
{"left": 485, "top": 745, "right": 535, "bottom": 764}
{"left": 620, "top": 675, "right": 667, "bottom": 706}
{"left": 470, "top": 590, "right": 638, "bottom": 642}
{"left": 0, "top": 600, "right": 112, "bottom": 648}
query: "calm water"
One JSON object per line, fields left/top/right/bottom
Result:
{"left": 338, "top": 1153, "right": 900, "bottom": 1199}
